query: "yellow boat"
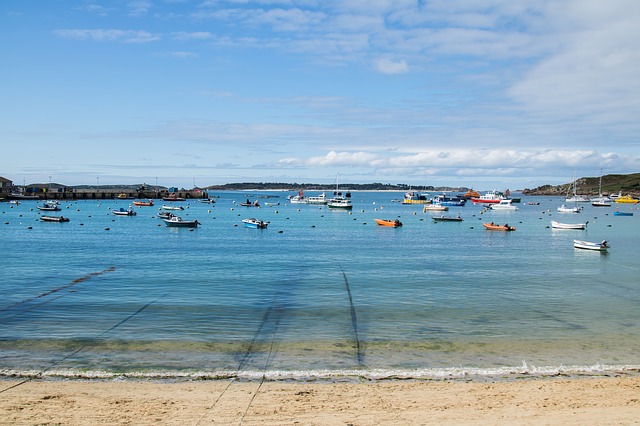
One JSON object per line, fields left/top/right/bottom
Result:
{"left": 614, "top": 195, "right": 639, "bottom": 204}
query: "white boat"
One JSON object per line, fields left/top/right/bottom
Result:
{"left": 471, "top": 190, "right": 505, "bottom": 204}
{"left": 489, "top": 199, "right": 518, "bottom": 210}
{"left": 551, "top": 220, "right": 588, "bottom": 230}
{"left": 307, "top": 192, "right": 328, "bottom": 205}
{"left": 565, "top": 175, "right": 590, "bottom": 202}
{"left": 573, "top": 239, "right": 609, "bottom": 251}
{"left": 36, "top": 201, "right": 61, "bottom": 211}
{"left": 163, "top": 216, "right": 199, "bottom": 228}
{"left": 327, "top": 175, "right": 353, "bottom": 210}
{"left": 591, "top": 170, "right": 612, "bottom": 206}
{"left": 423, "top": 204, "right": 448, "bottom": 212}
{"left": 557, "top": 204, "right": 581, "bottom": 213}
{"left": 242, "top": 218, "right": 268, "bottom": 229}
{"left": 162, "top": 204, "right": 184, "bottom": 211}
{"left": 289, "top": 190, "right": 307, "bottom": 204}
{"left": 112, "top": 206, "right": 137, "bottom": 216}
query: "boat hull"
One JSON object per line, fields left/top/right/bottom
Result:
{"left": 374, "top": 219, "right": 402, "bottom": 227}
{"left": 574, "top": 239, "right": 609, "bottom": 251}
{"left": 551, "top": 221, "right": 587, "bottom": 229}
{"left": 40, "top": 215, "right": 69, "bottom": 222}
{"left": 483, "top": 222, "right": 515, "bottom": 231}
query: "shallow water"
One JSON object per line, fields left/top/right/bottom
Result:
{"left": 1, "top": 192, "right": 639, "bottom": 380}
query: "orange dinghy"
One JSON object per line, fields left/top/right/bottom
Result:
{"left": 483, "top": 222, "right": 515, "bottom": 231}
{"left": 375, "top": 219, "right": 403, "bottom": 227}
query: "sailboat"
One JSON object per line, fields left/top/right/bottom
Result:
{"left": 327, "top": 174, "right": 353, "bottom": 210}
{"left": 591, "top": 169, "right": 611, "bottom": 207}
{"left": 565, "top": 174, "right": 589, "bottom": 203}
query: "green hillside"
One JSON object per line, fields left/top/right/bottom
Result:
{"left": 523, "top": 173, "right": 640, "bottom": 196}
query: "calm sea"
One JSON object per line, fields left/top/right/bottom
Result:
{"left": 1, "top": 191, "right": 639, "bottom": 381}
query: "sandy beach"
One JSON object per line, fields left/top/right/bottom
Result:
{"left": 1, "top": 377, "right": 639, "bottom": 425}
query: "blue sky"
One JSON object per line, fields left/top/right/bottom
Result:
{"left": 1, "top": 0, "right": 639, "bottom": 190}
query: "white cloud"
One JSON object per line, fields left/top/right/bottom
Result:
{"left": 53, "top": 29, "right": 160, "bottom": 43}
{"left": 375, "top": 58, "right": 408, "bottom": 74}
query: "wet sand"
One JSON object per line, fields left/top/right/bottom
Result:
{"left": 1, "top": 377, "right": 640, "bottom": 424}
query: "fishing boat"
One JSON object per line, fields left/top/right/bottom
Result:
{"left": 613, "top": 211, "right": 633, "bottom": 216}
{"left": 327, "top": 175, "right": 353, "bottom": 210}
{"left": 163, "top": 216, "right": 199, "bottom": 228}
{"left": 574, "top": 239, "right": 609, "bottom": 251}
{"left": 431, "top": 193, "right": 466, "bottom": 206}
{"left": 242, "top": 218, "right": 268, "bottom": 229}
{"left": 163, "top": 195, "right": 186, "bottom": 202}
{"left": 551, "top": 220, "right": 588, "bottom": 229}
{"left": 289, "top": 190, "right": 307, "bottom": 204}
{"left": 158, "top": 212, "right": 175, "bottom": 220}
{"left": 36, "top": 201, "right": 61, "bottom": 211}
{"left": 116, "top": 193, "right": 134, "bottom": 199}
{"left": 402, "top": 191, "right": 430, "bottom": 204}
{"left": 162, "top": 204, "right": 184, "bottom": 211}
{"left": 307, "top": 192, "right": 328, "bottom": 205}
{"left": 489, "top": 199, "right": 518, "bottom": 210}
{"left": 40, "top": 215, "right": 70, "bottom": 222}
{"left": 463, "top": 189, "right": 480, "bottom": 199}
{"left": 557, "top": 204, "right": 581, "bottom": 213}
{"left": 374, "top": 218, "right": 403, "bottom": 227}
{"left": 483, "top": 222, "right": 515, "bottom": 231}
{"left": 423, "top": 204, "right": 448, "bottom": 212}
{"left": 471, "top": 190, "right": 505, "bottom": 204}
{"left": 614, "top": 195, "right": 639, "bottom": 204}
{"left": 112, "top": 207, "right": 137, "bottom": 216}
{"left": 133, "top": 200, "right": 154, "bottom": 206}
{"left": 240, "top": 199, "right": 260, "bottom": 207}
{"left": 432, "top": 214, "right": 463, "bottom": 222}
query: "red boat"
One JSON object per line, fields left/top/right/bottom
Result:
{"left": 471, "top": 190, "right": 505, "bottom": 204}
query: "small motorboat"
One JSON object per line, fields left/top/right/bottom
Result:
{"left": 423, "top": 204, "right": 448, "bottom": 212}
{"left": 163, "top": 216, "right": 199, "bottom": 228}
{"left": 163, "top": 195, "right": 186, "bottom": 202}
{"left": 557, "top": 204, "right": 581, "bottom": 213}
{"left": 162, "top": 204, "right": 184, "bottom": 211}
{"left": 483, "top": 222, "right": 515, "bottom": 231}
{"left": 551, "top": 220, "right": 587, "bottom": 229}
{"left": 574, "top": 239, "right": 609, "bottom": 251}
{"left": 242, "top": 218, "right": 268, "bottom": 229}
{"left": 489, "top": 199, "right": 518, "bottom": 210}
{"left": 40, "top": 215, "right": 70, "bottom": 222}
{"left": 158, "top": 212, "right": 175, "bottom": 220}
{"left": 374, "top": 218, "right": 403, "bottom": 227}
{"left": 240, "top": 200, "right": 261, "bottom": 207}
{"left": 432, "top": 215, "right": 463, "bottom": 222}
{"left": 613, "top": 211, "right": 633, "bottom": 216}
{"left": 37, "top": 201, "right": 61, "bottom": 211}
{"left": 133, "top": 200, "right": 154, "bottom": 206}
{"left": 112, "top": 207, "right": 137, "bottom": 216}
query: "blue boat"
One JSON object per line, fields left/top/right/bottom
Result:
{"left": 242, "top": 218, "right": 268, "bottom": 229}
{"left": 614, "top": 211, "right": 633, "bottom": 216}
{"left": 431, "top": 193, "right": 466, "bottom": 206}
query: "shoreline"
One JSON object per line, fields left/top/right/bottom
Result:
{"left": 2, "top": 376, "right": 640, "bottom": 424}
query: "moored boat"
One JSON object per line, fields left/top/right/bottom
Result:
{"left": 489, "top": 199, "right": 518, "bottom": 210}
{"left": 613, "top": 211, "right": 633, "bottom": 216}
{"left": 240, "top": 199, "right": 261, "bottom": 207}
{"left": 374, "top": 218, "right": 403, "bottom": 227}
{"left": 573, "top": 239, "right": 609, "bottom": 251}
{"left": 163, "top": 216, "right": 199, "bottom": 228}
{"left": 289, "top": 190, "right": 307, "bottom": 204}
{"left": 423, "top": 203, "right": 448, "bottom": 212}
{"left": 163, "top": 195, "right": 186, "bottom": 202}
{"left": 471, "top": 190, "right": 505, "bottom": 204}
{"left": 242, "top": 218, "right": 268, "bottom": 228}
{"left": 432, "top": 214, "right": 463, "bottom": 222}
{"left": 40, "top": 215, "right": 70, "bottom": 222}
{"left": 162, "top": 204, "right": 184, "bottom": 211}
{"left": 402, "top": 191, "right": 430, "bottom": 204}
{"left": 133, "top": 200, "right": 154, "bottom": 206}
{"left": 36, "top": 201, "right": 61, "bottom": 211}
{"left": 614, "top": 195, "right": 639, "bottom": 204}
{"left": 112, "top": 207, "right": 137, "bottom": 216}
{"left": 483, "top": 222, "right": 515, "bottom": 231}
{"left": 307, "top": 192, "right": 328, "bottom": 205}
{"left": 551, "top": 220, "right": 587, "bottom": 229}
{"left": 557, "top": 204, "right": 581, "bottom": 213}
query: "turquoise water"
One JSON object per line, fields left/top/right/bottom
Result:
{"left": 1, "top": 192, "right": 640, "bottom": 380}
